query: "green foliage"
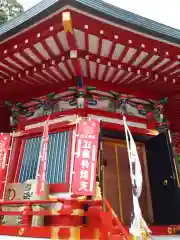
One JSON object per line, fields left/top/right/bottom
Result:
{"left": 0, "top": 8, "right": 8, "bottom": 24}
{"left": 0, "top": 0, "right": 24, "bottom": 25}
{"left": 176, "top": 155, "right": 180, "bottom": 168}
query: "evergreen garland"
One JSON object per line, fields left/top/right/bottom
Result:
{"left": 5, "top": 87, "right": 169, "bottom": 131}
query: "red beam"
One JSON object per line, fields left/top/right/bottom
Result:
{"left": 0, "top": 79, "right": 74, "bottom": 102}
{"left": 82, "top": 77, "right": 159, "bottom": 99}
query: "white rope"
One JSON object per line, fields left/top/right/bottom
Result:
{"left": 123, "top": 116, "right": 142, "bottom": 238}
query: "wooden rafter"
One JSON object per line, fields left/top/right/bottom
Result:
{"left": 101, "top": 40, "right": 117, "bottom": 81}
{"left": 77, "top": 50, "right": 180, "bottom": 84}
{"left": 117, "top": 46, "right": 144, "bottom": 83}
{"left": 155, "top": 60, "right": 175, "bottom": 73}
{"left": 1, "top": 51, "right": 70, "bottom": 84}
{"left": 0, "top": 25, "right": 64, "bottom": 63}
{"left": 84, "top": 28, "right": 91, "bottom": 78}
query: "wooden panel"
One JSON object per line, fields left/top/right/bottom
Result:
{"left": 116, "top": 143, "right": 153, "bottom": 224}
{"left": 116, "top": 145, "right": 132, "bottom": 224}
{"left": 103, "top": 141, "right": 120, "bottom": 217}
{"left": 103, "top": 138, "right": 153, "bottom": 225}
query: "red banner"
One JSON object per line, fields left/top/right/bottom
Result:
{"left": 0, "top": 134, "right": 11, "bottom": 199}
{"left": 36, "top": 118, "right": 49, "bottom": 195}
{"left": 72, "top": 119, "right": 100, "bottom": 196}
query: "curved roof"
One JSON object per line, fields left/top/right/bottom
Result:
{"left": 1, "top": 0, "right": 180, "bottom": 45}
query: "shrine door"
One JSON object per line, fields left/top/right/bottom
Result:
{"left": 103, "top": 138, "right": 153, "bottom": 225}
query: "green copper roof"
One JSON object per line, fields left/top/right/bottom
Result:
{"left": 0, "top": 0, "right": 180, "bottom": 45}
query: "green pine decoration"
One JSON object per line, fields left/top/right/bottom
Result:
{"left": 159, "top": 97, "right": 168, "bottom": 105}
{"left": 139, "top": 109, "right": 147, "bottom": 115}
{"left": 86, "top": 86, "right": 96, "bottom": 91}
{"left": 5, "top": 86, "right": 169, "bottom": 130}
{"left": 5, "top": 92, "right": 57, "bottom": 128}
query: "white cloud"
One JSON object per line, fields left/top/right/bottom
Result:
{"left": 104, "top": 0, "right": 180, "bottom": 29}
{"left": 18, "top": 0, "right": 180, "bottom": 30}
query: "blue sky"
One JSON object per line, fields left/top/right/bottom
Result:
{"left": 18, "top": 0, "right": 180, "bottom": 30}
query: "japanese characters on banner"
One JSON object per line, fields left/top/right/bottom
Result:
{"left": 36, "top": 118, "right": 49, "bottom": 196}
{"left": 72, "top": 119, "right": 100, "bottom": 196}
{"left": 0, "top": 134, "right": 11, "bottom": 199}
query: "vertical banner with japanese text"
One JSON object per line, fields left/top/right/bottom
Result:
{"left": 72, "top": 119, "right": 100, "bottom": 195}
{"left": 36, "top": 117, "right": 49, "bottom": 196}
{"left": 0, "top": 134, "right": 11, "bottom": 199}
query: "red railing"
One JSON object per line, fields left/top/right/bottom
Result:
{"left": 0, "top": 198, "right": 130, "bottom": 239}
{"left": 105, "top": 199, "right": 129, "bottom": 239}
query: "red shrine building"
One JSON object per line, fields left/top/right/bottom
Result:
{"left": 0, "top": 0, "right": 180, "bottom": 239}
